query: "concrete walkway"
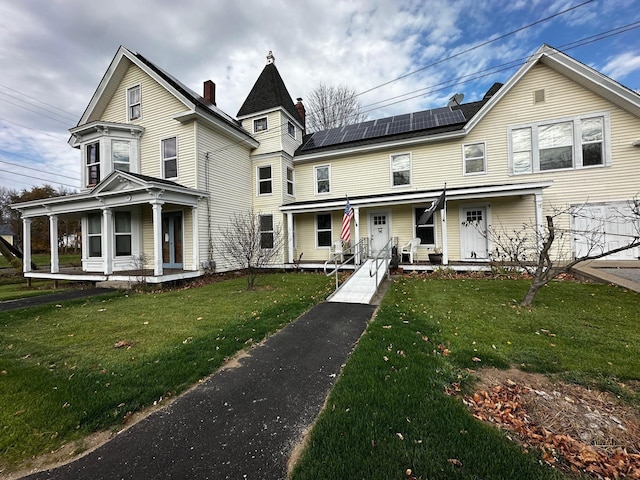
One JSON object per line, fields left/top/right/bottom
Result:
{"left": 572, "top": 260, "right": 640, "bottom": 293}
{"left": 20, "top": 302, "right": 376, "bottom": 480}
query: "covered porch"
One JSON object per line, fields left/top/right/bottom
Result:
{"left": 11, "top": 171, "right": 208, "bottom": 283}
{"left": 280, "top": 181, "right": 553, "bottom": 269}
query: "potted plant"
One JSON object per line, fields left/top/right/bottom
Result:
{"left": 428, "top": 247, "right": 443, "bottom": 264}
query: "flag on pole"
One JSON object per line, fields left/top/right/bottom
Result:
{"left": 340, "top": 198, "right": 354, "bottom": 242}
{"left": 418, "top": 186, "right": 446, "bottom": 225}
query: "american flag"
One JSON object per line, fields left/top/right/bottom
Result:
{"left": 340, "top": 199, "right": 354, "bottom": 242}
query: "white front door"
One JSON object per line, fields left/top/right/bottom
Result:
{"left": 461, "top": 207, "right": 489, "bottom": 260}
{"left": 369, "top": 212, "right": 390, "bottom": 257}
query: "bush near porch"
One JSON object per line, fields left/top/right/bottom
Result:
{"left": 0, "top": 273, "right": 333, "bottom": 472}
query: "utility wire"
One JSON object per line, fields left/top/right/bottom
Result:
{"left": 0, "top": 169, "right": 79, "bottom": 189}
{"left": 0, "top": 83, "right": 79, "bottom": 120}
{"left": 0, "top": 116, "right": 68, "bottom": 141}
{"left": 0, "top": 157, "right": 80, "bottom": 181}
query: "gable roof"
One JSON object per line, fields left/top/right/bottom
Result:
{"left": 237, "top": 62, "right": 302, "bottom": 125}
{"left": 465, "top": 44, "right": 640, "bottom": 132}
{"left": 73, "top": 46, "right": 256, "bottom": 147}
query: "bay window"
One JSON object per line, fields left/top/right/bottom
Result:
{"left": 87, "top": 213, "right": 102, "bottom": 257}
{"left": 114, "top": 212, "right": 132, "bottom": 256}
{"left": 86, "top": 142, "right": 100, "bottom": 186}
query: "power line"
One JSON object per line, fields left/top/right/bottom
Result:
{"left": 0, "top": 94, "right": 74, "bottom": 127}
{"left": 0, "top": 158, "right": 80, "bottom": 181}
{"left": 0, "top": 168, "right": 79, "bottom": 189}
{"left": 0, "top": 116, "right": 68, "bottom": 141}
{"left": 0, "top": 83, "right": 80, "bottom": 120}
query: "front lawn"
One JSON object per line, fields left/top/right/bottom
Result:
{"left": 0, "top": 273, "right": 333, "bottom": 472}
{"left": 290, "top": 277, "right": 640, "bottom": 480}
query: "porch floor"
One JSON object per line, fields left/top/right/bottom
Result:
{"left": 23, "top": 266, "right": 201, "bottom": 284}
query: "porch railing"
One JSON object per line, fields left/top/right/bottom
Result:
{"left": 324, "top": 238, "right": 368, "bottom": 290}
{"left": 369, "top": 236, "right": 396, "bottom": 287}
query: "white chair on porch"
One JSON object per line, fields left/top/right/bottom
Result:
{"left": 400, "top": 237, "right": 421, "bottom": 263}
{"left": 332, "top": 239, "right": 344, "bottom": 260}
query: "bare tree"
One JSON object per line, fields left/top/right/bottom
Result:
{"left": 217, "top": 209, "right": 284, "bottom": 289}
{"left": 485, "top": 200, "right": 640, "bottom": 307}
{"left": 306, "top": 83, "right": 367, "bottom": 132}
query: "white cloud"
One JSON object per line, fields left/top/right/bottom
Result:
{"left": 601, "top": 52, "right": 640, "bottom": 82}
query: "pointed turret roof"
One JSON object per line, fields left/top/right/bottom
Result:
{"left": 237, "top": 54, "right": 301, "bottom": 125}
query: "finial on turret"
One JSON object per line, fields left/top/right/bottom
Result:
{"left": 266, "top": 51, "right": 275, "bottom": 64}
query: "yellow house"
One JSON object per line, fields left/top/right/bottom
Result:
{"left": 11, "top": 45, "right": 640, "bottom": 283}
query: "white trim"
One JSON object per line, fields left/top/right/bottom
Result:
{"left": 256, "top": 164, "right": 273, "bottom": 196}
{"left": 286, "top": 166, "right": 295, "bottom": 197}
{"left": 459, "top": 204, "right": 492, "bottom": 261}
{"left": 412, "top": 205, "right": 436, "bottom": 248}
{"left": 127, "top": 84, "right": 142, "bottom": 122}
{"left": 314, "top": 164, "right": 331, "bottom": 195}
{"left": 161, "top": 136, "right": 179, "bottom": 180}
{"left": 390, "top": 152, "right": 412, "bottom": 188}
{"left": 462, "top": 141, "right": 487, "bottom": 176}
{"left": 315, "top": 212, "right": 333, "bottom": 249}
{"left": 254, "top": 117, "right": 268, "bottom": 133}
{"left": 368, "top": 210, "right": 391, "bottom": 256}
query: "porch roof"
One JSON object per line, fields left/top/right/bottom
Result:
{"left": 280, "top": 181, "right": 553, "bottom": 214}
{"left": 11, "top": 171, "right": 207, "bottom": 218}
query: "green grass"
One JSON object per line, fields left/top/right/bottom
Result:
{"left": 0, "top": 273, "right": 333, "bottom": 470}
{"left": 0, "top": 253, "right": 81, "bottom": 270}
{"left": 290, "top": 277, "right": 640, "bottom": 480}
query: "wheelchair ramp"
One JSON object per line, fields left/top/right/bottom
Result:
{"left": 328, "top": 258, "right": 389, "bottom": 304}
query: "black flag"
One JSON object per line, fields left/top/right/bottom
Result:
{"left": 417, "top": 188, "right": 446, "bottom": 225}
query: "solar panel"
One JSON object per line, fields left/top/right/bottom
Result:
{"left": 435, "top": 109, "right": 465, "bottom": 126}
{"left": 412, "top": 115, "right": 437, "bottom": 131}
{"left": 320, "top": 128, "right": 346, "bottom": 147}
{"left": 342, "top": 128, "right": 366, "bottom": 143}
{"left": 388, "top": 114, "right": 411, "bottom": 134}
{"left": 362, "top": 123, "right": 389, "bottom": 139}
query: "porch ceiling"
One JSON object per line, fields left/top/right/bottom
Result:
{"left": 280, "top": 181, "right": 553, "bottom": 214}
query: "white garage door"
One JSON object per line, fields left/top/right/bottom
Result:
{"left": 573, "top": 203, "right": 639, "bottom": 260}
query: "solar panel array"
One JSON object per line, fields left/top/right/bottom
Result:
{"left": 302, "top": 107, "right": 466, "bottom": 151}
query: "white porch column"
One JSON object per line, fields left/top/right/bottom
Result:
{"left": 22, "top": 218, "right": 32, "bottom": 273}
{"left": 354, "top": 207, "right": 361, "bottom": 263}
{"left": 192, "top": 205, "right": 199, "bottom": 270}
{"left": 441, "top": 203, "right": 449, "bottom": 265}
{"left": 48, "top": 214, "right": 59, "bottom": 274}
{"left": 534, "top": 192, "right": 544, "bottom": 250}
{"left": 102, "top": 208, "right": 113, "bottom": 275}
{"left": 286, "top": 212, "right": 294, "bottom": 264}
{"left": 151, "top": 201, "right": 164, "bottom": 276}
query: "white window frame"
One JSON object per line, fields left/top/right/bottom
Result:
{"left": 390, "top": 152, "right": 412, "bottom": 187}
{"left": 127, "top": 85, "right": 141, "bottom": 121}
{"left": 257, "top": 165, "right": 273, "bottom": 196}
{"left": 316, "top": 213, "right": 332, "bottom": 248}
{"left": 254, "top": 117, "right": 268, "bottom": 133}
{"left": 314, "top": 165, "right": 331, "bottom": 195}
{"left": 114, "top": 211, "right": 132, "bottom": 257}
{"left": 414, "top": 206, "right": 436, "bottom": 247}
{"left": 508, "top": 112, "right": 610, "bottom": 175}
{"left": 112, "top": 140, "right": 130, "bottom": 172}
{"left": 259, "top": 214, "right": 274, "bottom": 249}
{"left": 462, "top": 142, "right": 487, "bottom": 175}
{"left": 86, "top": 141, "right": 101, "bottom": 187}
{"left": 87, "top": 212, "right": 102, "bottom": 258}
{"left": 287, "top": 121, "right": 296, "bottom": 138}
{"left": 161, "top": 136, "right": 178, "bottom": 179}
{"left": 286, "top": 166, "right": 294, "bottom": 196}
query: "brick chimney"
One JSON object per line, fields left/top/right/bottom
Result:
{"left": 295, "top": 98, "right": 305, "bottom": 135}
{"left": 203, "top": 80, "right": 216, "bottom": 106}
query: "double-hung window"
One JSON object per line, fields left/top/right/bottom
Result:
{"left": 162, "top": 137, "right": 177, "bottom": 179}
{"left": 87, "top": 213, "right": 102, "bottom": 257}
{"left": 391, "top": 153, "right": 411, "bottom": 186}
{"left": 258, "top": 165, "right": 273, "bottom": 195}
{"left": 86, "top": 142, "right": 100, "bottom": 186}
{"left": 128, "top": 85, "right": 141, "bottom": 121}
{"left": 259, "top": 214, "right": 274, "bottom": 249}
{"left": 314, "top": 165, "right": 330, "bottom": 194}
{"left": 254, "top": 117, "right": 267, "bottom": 132}
{"left": 509, "top": 114, "right": 607, "bottom": 174}
{"left": 287, "top": 121, "right": 295, "bottom": 138}
{"left": 114, "top": 212, "right": 132, "bottom": 256}
{"left": 414, "top": 207, "right": 435, "bottom": 245}
{"left": 316, "top": 214, "right": 332, "bottom": 247}
{"left": 112, "top": 140, "right": 130, "bottom": 172}
{"left": 463, "top": 143, "right": 486, "bottom": 174}
{"left": 286, "top": 167, "right": 294, "bottom": 196}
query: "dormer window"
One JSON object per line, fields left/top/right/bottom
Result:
{"left": 86, "top": 142, "right": 100, "bottom": 186}
{"left": 128, "top": 85, "right": 141, "bottom": 121}
{"left": 254, "top": 117, "right": 268, "bottom": 132}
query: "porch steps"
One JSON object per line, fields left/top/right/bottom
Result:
{"left": 328, "top": 258, "right": 389, "bottom": 304}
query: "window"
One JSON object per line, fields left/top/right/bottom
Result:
{"left": 391, "top": 153, "right": 411, "bottom": 186}
{"left": 287, "top": 121, "right": 295, "bottom": 138}
{"left": 286, "top": 167, "right": 294, "bottom": 196}
{"left": 509, "top": 114, "right": 607, "bottom": 174}
{"left": 114, "top": 212, "right": 132, "bottom": 256}
{"left": 463, "top": 143, "right": 486, "bottom": 174}
{"left": 86, "top": 142, "right": 100, "bottom": 186}
{"left": 257, "top": 165, "right": 273, "bottom": 195}
{"left": 414, "top": 207, "right": 435, "bottom": 245}
{"left": 254, "top": 117, "right": 268, "bottom": 132}
{"left": 314, "top": 165, "right": 330, "bottom": 194}
{"left": 128, "top": 85, "right": 141, "bottom": 121}
{"left": 87, "top": 213, "right": 102, "bottom": 257}
{"left": 316, "top": 214, "right": 332, "bottom": 247}
{"left": 112, "top": 140, "right": 130, "bottom": 172}
{"left": 259, "top": 214, "right": 274, "bottom": 249}
{"left": 162, "top": 137, "right": 177, "bottom": 179}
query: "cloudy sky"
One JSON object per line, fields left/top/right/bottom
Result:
{"left": 0, "top": 0, "right": 638, "bottom": 192}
